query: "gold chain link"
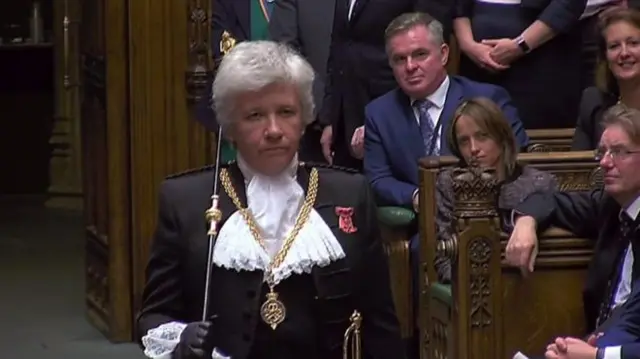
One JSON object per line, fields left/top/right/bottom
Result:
{"left": 220, "top": 167, "right": 319, "bottom": 284}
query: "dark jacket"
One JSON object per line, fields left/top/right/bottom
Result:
{"left": 572, "top": 86, "right": 618, "bottom": 151}
{"left": 136, "top": 162, "right": 405, "bottom": 359}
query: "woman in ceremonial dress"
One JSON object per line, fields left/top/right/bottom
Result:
{"left": 136, "top": 40, "right": 404, "bottom": 359}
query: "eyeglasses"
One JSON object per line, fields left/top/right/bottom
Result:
{"left": 594, "top": 147, "right": 640, "bottom": 161}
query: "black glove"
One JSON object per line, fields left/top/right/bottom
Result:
{"left": 174, "top": 316, "right": 218, "bottom": 359}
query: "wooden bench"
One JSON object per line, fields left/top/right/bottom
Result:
{"left": 526, "top": 128, "right": 575, "bottom": 153}
{"left": 417, "top": 151, "right": 601, "bottom": 359}
{"left": 377, "top": 128, "right": 578, "bottom": 343}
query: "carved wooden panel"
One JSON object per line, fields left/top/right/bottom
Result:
{"left": 451, "top": 168, "right": 503, "bottom": 359}
{"left": 380, "top": 226, "right": 414, "bottom": 339}
{"left": 186, "top": 0, "right": 213, "bottom": 103}
{"left": 552, "top": 167, "right": 603, "bottom": 192}
{"left": 430, "top": 295, "right": 452, "bottom": 359}
{"left": 418, "top": 152, "right": 598, "bottom": 359}
{"left": 80, "top": 0, "right": 132, "bottom": 342}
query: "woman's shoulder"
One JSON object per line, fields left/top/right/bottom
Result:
{"left": 580, "top": 86, "right": 617, "bottom": 111}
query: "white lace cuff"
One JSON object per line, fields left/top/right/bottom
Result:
{"left": 141, "top": 321, "right": 230, "bottom": 359}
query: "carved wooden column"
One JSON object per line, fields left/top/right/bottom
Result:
{"left": 48, "top": 0, "right": 83, "bottom": 209}
{"left": 187, "top": 0, "right": 218, "bottom": 158}
{"left": 451, "top": 168, "right": 503, "bottom": 359}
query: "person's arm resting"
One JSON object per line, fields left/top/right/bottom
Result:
{"left": 514, "top": 189, "right": 603, "bottom": 238}
{"left": 364, "top": 109, "right": 417, "bottom": 207}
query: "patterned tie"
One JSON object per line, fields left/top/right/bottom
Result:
{"left": 414, "top": 99, "right": 439, "bottom": 155}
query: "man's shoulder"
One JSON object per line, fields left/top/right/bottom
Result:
{"left": 452, "top": 75, "right": 505, "bottom": 97}
{"left": 365, "top": 88, "right": 404, "bottom": 112}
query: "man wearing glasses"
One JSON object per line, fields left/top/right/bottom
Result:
{"left": 506, "top": 104, "right": 640, "bottom": 358}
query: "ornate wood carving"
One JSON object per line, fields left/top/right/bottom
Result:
{"left": 186, "top": 0, "right": 212, "bottom": 103}
{"left": 451, "top": 167, "right": 502, "bottom": 359}
{"left": 468, "top": 237, "right": 492, "bottom": 328}
{"left": 80, "top": 0, "right": 132, "bottom": 342}
{"left": 86, "top": 226, "right": 110, "bottom": 330}
{"left": 418, "top": 153, "right": 599, "bottom": 359}
{"left": 552, "top": 167, "right": 602, "bottom": 192}
{"left": 526, "top": 128, "right": 575, "bottom": 153}
{"left": 380, "top": 226, "right": 414, "bottom": 339}
{"left": 451, "top": 167, "right": 500, "bottom": 218}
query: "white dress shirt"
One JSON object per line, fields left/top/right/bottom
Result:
{"left": 348, "top": 0, "right": 358, "bottom": 19}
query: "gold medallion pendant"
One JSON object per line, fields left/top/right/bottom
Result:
{"left": 220, "top": 167, "right": 319, "bottom": 331}
{"left": 260, "top": 287, "right": 286, "bottom": 330}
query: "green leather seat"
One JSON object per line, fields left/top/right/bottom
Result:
{"left": 430, "top": 282, "right": 452, "bottom": 303}
{"left": 377, "top": 206, "right": 415, "bottom": 227}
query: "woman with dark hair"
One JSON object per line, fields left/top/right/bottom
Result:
{"left": 433, "top": 97, "right": 557, "bottom": 283}
{"left": 573, "top": 8, "right": 640, "bottom": 150}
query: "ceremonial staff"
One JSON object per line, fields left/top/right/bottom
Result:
{"left": 201, "top": 31, "right": 236, "bottom": 321}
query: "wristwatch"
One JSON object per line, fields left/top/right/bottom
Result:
{"left": 516, "top": 36, "right": 531, "bottom": 54}
{"left": 595, "top": 348, "right": 605, "bottom": 359}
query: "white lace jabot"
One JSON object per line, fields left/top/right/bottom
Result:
{"left": 141, "top": 155, "right": 346, "bottom": 358}
{"left": 212, "top": 154, "right": 346, "bottom": 284}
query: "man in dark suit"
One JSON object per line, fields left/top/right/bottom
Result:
{"left": 137, "top": 41, "right": 404, "bottom": 359}
{"left": 543, "top": 277, "right": 640, "bottom": 359}
{"left": 507, "top": 104, "right": 640, "bottom": 337}
{"left": 318, "top": 0, "right": 456, "bottom": 170}
{"left": 268, "top": 0, "right": 336, "bottom": 162}
{"left": 364, "top": 12, "right": 529, "bottom": 210}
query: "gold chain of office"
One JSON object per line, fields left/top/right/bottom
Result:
{"left": 219, "top": 167, "right": 319, "bottom": 330}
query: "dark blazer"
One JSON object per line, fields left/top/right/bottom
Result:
{"left": 572, "top": 86, "right": 618, "bottom": 151}
{"left": 596, "top": 278, "right": 640, "bottom": 359}
{"left": 363, "top": 75, "right": 529, "bottom": 207}
{"left": 195, "top": 0, "right": 252, "bottom": 132}
{"left": 319, "top": 0, "right": 456, "bottom": 155}
{"left": 456, "top": 0, "right": 585, "bottom": 34}
{"left": 515, "top": 189, "right": 626, "bottom": 333}
{"left": 136, "top": 163, "right": 405, "bottom": 359}
{"left": 435, "top": 165, "right": 557, "bottom": 282}
{"left": 268, "top": 0, "right": 335, "bottom": 119}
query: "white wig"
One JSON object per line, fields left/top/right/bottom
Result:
{"left": 212, "top": 40, "right": 316, "bottom": 130}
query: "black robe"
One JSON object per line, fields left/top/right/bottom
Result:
{"left": 136, "top": 162, "right": 405, "bottom": 359}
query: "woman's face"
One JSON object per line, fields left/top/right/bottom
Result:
{"left": 226, "top": 82, "right": 304, "bottom": 176}
{"left": 454, "top": 115, "right": 502, "bottom": 170}
{"left": 604, "top": 20, "right": 640, "bottom": 82}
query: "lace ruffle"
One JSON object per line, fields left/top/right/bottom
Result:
{"left": 141, "top": 322, "right": 230, "bottom": 359}
{"left": 213, "top": 209, "right": 345, "bottom": 284}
